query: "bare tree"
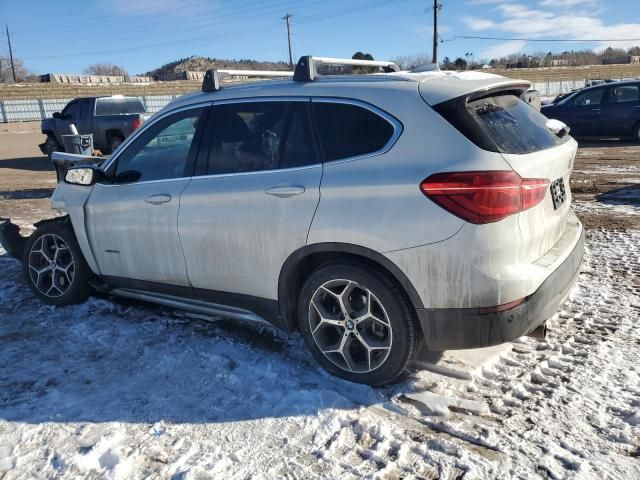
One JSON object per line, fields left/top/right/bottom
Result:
{"left": 83, "top": 63, "right": 128, "bottom": 76}
{"left": 393, "top": 52, "right": 432, "bottom": 70}
{"left": 0, "top": 55, "right": 30, "bottom": 83}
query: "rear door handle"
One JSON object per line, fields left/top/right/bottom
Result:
{"left": 144, "top": 193, "right": 172, "bottom": 205}
{"left": 265, "top": 186, "right": 305, "bottom": 198}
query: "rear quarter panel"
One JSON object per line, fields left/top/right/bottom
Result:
{"left": 307, "top": 86, "right": 514, "bottom": 253}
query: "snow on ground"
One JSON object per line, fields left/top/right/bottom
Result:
{"left": 1, "top": 228, "right": 639, "bottom": 479}
{"left": 573, "top": 186, "right": 640, "bottom": 219}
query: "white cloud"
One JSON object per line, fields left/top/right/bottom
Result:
{"left": 107, "top": 0, "right": 215, "bottom": 17}
{"left": 462, "top": 16, "right": 496, "bottom": 31}
{"left": 466, "top": 1, "right": 640, "bottom": 51}
{"left": 479, "top": 40, "right": 527, "bottom": 59}
{"left": 539, "top": 0, "right": 596, "bottom": 7}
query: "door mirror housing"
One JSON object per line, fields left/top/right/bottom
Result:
{"left": 52, "top": 112, "right": 62, "bottom": 119}
{"left": 64, "top": 166, "right": 104, "bottom": 186}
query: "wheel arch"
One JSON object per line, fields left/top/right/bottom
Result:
{"left": 278, "top": 242, "right": 424, "bottom": 331}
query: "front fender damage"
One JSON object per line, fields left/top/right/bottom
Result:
{"left": 0, "top": 216, "right": 70, "bottom": 261}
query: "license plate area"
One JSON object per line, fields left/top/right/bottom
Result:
{"left": 550, "top": 177, "right": 566, "bottom": 210}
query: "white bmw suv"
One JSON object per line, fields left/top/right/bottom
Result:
{"left": 0, "top": 56, "right": 583, "bottom": 386}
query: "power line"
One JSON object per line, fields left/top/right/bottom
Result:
{"left": 452, "top": 35, "right": 640, "bottom": 42}
{"left": 14, "top": 0, "right": 328, "bottom": 48}
{"left": 19, "top": 0, "right": 407, "bottom": 61}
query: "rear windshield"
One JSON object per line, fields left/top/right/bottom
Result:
{"left": 95, "top": 97, "right": 146, "bottom": 116}
{"left": 435, "top": 93, "right": 566, "bottom": 154}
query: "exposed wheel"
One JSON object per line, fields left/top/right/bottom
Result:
{"left": 108, "top": 134, "right": 124, "bottom": 153}
{"left": 43, "top": 135, "right": 60, "bottom": 161}
{"left": 634, "top": 123, "right": 640, "bottom": 144}
{"left": 23, "top": 222, "right": 91, "bottom": 306}
{"left": 297, "top": 262, "right": 419, "bottom": 386}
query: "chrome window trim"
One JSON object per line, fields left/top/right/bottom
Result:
{"left": 211, "top": 96, "right": 310, "bottom": 106}
{"left": 101, "top": 101, "right": 213, "bottom": 171}
{"left": 100, "top": 95, "right": 402, "bottom": 184}
{"left": 190, "top": 163, "right": 321, "bottom": 182}
{"left": 310, "top": 97, "right": 403, "bottom": 165}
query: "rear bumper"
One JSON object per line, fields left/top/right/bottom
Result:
{"left": 416, "top": 224, "right": 584, "bottom": 350}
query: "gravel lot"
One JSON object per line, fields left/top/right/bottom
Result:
{"left": 0, "top": 122, "right": 639, "bottom": 479}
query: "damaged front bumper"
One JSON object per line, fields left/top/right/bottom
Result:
{"left": 0, "top": 216, "right": 70, "bottom": 260}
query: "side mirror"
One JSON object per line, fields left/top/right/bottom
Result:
{"left": 52, "top": 112, "right": 62, "bottom": 119}
{"left": 64, "top": 166, "right": 104, "bottom": 186}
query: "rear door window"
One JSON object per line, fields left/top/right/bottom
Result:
{"left": 312, "top": 102, "right": 395, "bottom": 161}
{"left": 465, "top": 94, "right": 563, "bottom": 154}
{"left": 205, "top": 101, "right": 317, "bottom": 175}
{"left": 95, "top": 97, "right": 146, "bottom": 116}
{"left": 607, "top": 85, "right": 639, "bottom": 104}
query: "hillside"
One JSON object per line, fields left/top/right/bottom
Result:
{"left": 144, "top": 56, "right": 290, "bottom": 79}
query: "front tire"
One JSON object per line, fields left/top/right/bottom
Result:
{"left": 43, "top": 135, "right": 60, "bottom": 161}
{"left": 23, "top": 222, "right": 91, "bottom": 306}
{"left": 297, "top": 262, "right": 419, "bottom": 386}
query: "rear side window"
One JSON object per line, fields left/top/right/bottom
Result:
{"left": 95, "top": 97, "right": 146, "bottom": 116}
{"left": 467, "top": 95, "right": 561, "bottom": 154}
{"left": 436, "top": 93, "right": 564, "bottom": 154}
{"left": 313, "top": 102, "right": 395, "bottom": 161}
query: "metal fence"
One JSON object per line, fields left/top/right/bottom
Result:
{"left": 0, "top": 95, "right": 180, "bottom": 123}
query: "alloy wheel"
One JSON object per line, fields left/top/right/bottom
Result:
{"left": 28, "top": 234, "right": 75, "bottom": 298}
{"left": 308, "top": 279, "right": 393, "bottom": 373}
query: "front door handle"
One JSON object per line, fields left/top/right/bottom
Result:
{"left": 144, "top": 193, "right": 172, "bottom": 205}
{"left": 265, "top": 186, "right": 305, "bottom": 198}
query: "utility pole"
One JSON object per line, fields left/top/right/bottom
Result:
{"left": 432, "top": 1, "right": 442, "bottom": 64}
{"left": 282, "top": 13, "right": 294, "bottom": 69}
{"left": 5, "top": 25, "right": 17, "bottom": 83}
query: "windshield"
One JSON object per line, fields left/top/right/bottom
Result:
{"left": 466, "top": 94, "right": 564, "bottom": 154}
{"left": 95, "top": 97, "right": 146, "bottom": 116}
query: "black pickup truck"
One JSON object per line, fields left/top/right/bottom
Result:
{"left": 40, "top": 96, "right": 150, "bottom": 158}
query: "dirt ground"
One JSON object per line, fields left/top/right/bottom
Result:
{"left": 0, "top": 121, "right": 639, "bottom": 231}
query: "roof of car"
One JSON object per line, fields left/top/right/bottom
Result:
{"left": 571, "top": 78, "right": 640, "bottom": 95}
{"left": 161, "top": 69, "right": 531, "bottom": 114}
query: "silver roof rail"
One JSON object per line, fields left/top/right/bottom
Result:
{"left": 293, "top": 55, "right": 400, "bottom": 82}
{"left": 202, "top": 69, "right": 294, "bottom": 92}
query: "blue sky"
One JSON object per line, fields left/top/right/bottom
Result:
{"left": 1, "top": 0, "right": 638, "bottom": 75}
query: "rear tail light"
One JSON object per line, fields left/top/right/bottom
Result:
{"left": 420, "top": 171, "right": 549, "bottom": 224}
{"left": 131, "top": 117, "right": 142, "bottom": 130}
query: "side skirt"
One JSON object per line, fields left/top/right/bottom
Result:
{"left": 102, "top": 275, "right": 286, "bottom": 330}
{"left": 110, "top": 288, "right": 272, "bottom": 326}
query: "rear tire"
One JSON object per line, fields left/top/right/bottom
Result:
{"left": 634, "top": 122, "right": 640, "bottom": 144}
{"left": 297, "top": 262, "right": 419, "bottom": 386}
{"left": 108, "top": 134, "right": 124, "bottom": 154}
{"left": 23, "top": 222, "right": 92, "bottom": 306}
